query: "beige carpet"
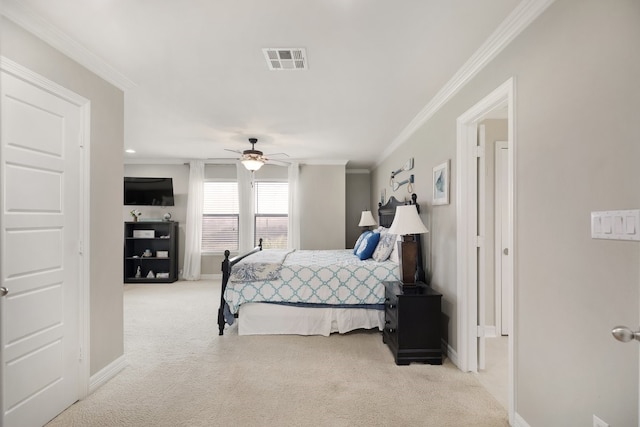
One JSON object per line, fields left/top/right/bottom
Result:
{"left": 47, "top": 280, "right": 508, "bottom": 427}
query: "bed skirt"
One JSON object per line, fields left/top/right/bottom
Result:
{"left": 237, "top": 303, "right": 385, "bottom": 336}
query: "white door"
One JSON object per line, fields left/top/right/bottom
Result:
{"left": 1, "top": 66, "right": 83, "bottom": 426}
{"left": 494, "top": 141, "right": 510, "bottom": 336}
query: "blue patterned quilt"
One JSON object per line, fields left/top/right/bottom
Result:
{"left": 224, "top": 249, "right": 400, "bottom": 314}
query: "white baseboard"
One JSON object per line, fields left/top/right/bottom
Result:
{"left": 514, "top": 412, "right": 531, "bottom": 427}
{"left": 89, "top": 355, "right": 128, "bottom": 394}
{"left": 443, "top": 339, "right": 460, "bottom": 368}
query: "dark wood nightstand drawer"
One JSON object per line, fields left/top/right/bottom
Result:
{"left": 382, "top": 281, "right": 443, "bottom": 365}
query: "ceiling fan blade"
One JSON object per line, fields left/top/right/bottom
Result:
{"left": 265, "top": 152, "right": 290, "bottom": 158}
{"left": 224, "top": 148, "right": 242, "bottom": 154}
{"left": 267, "top": 159, "right": 291, "bottom": 166}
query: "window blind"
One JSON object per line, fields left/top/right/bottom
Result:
{"left": 202, "top": 181, "right": 239, "bottom": 251}
{"left": 254, "top": 181, "right": 288, "bottom": 248}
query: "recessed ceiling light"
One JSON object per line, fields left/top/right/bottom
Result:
{"left": 125, "top": 149, "right": 136, "bottom": 154}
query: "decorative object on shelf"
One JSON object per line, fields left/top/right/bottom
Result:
{"left": 358, "top": 210, "right": 377, "bottom": 230}
{"left": 130, "top": 209, "right": 142, "bottom": 222}
{"left": 156, "top": 272, "right": 170, "bottom": 279}
{"left": 388, "top": 204, "right": 429, "bottom": 285}
{"left": 156, "top": 250, "right": 169, "bottom": 258}
{"left": 133, "top": 229, "right": 154, "bottom": 238}
{"left": 389, "top": 158, "right": 414, "bottom": 188}
{"left": 146, "top": 270, "right": 155, "bottom": 279}
{"left": 432, "top": 160, "right": 450, "bottom": 205}
{"left": 142, "top": 249, "right": 152, "bottom": 257}
{"left": 135, "top": 266, "right": 141, "bottom": 278}
{"left": 392, "top": 174, "right": 414, "bottom": 193}
{"left": 163, "top": 212, "right": 172, "bottom": 221}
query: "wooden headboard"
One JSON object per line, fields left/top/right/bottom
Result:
{"left": 377, "top": 193, "right": 426, "bottom": 283}
{"left": 378, "top": 193, "right": 421, "bottom": 226}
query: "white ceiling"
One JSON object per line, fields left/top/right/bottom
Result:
{"left": 6, "top": 0, "right": 521, "bottom": 168}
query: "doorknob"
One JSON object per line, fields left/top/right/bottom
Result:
{"left": 0, "top": 287, "right": 7, "bottom": 296}
{"left": 503, "top": 248, "right": 509, "bottom": 256}
{"left": 611, "top": 326, "right": 640, "bottom": 342}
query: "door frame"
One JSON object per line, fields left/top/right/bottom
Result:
{"left": 494, "top": 140, "right": 509, "bottom": 336}
{"left": 1, "top": 57, "right": 91, "bottom": 404}
{"left": 456, "top": 78, "right": 515, "bottom": 422}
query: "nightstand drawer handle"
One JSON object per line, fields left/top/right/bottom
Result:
{"left": 386, "top": 303, "right": 396, "bottom": 309}
{"left": 387, "top": 328, "right": 395, "bottom": 333}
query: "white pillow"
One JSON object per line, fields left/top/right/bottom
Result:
{"left": 372, "top": 232, "right": 397, "bottom": 262}
{"left": 388, "top": 234, "right": 402, "bottom": 263}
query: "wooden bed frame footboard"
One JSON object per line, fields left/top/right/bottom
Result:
{"left": 217, "top": 238, "right": 263, "bottom": 335}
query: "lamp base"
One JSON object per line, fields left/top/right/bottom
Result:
{"left": 397, "top": 236, "right": 418, "bottom": 284}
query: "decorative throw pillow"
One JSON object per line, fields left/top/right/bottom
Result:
{"left": 355, "top": 231, "right": 380, "bottom": 260}
{"left": 353, "top": 231, "right": 372, "bottom": 254}
{"left": 389, "top": 234, "right": 402, "bottom": 263}
{"left": 372, "top": 232, "right": 397, "bottom": 262}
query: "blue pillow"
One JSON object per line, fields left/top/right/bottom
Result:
{"left": 353, "top": 231, "right": 372, "bottom": 254}
{"left": 355, "top": 232, "right": 380, "bottom": 260}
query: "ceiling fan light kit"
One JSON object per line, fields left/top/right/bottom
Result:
{"left": 241, "top": 137, "right": 266, "bottom": 171}
{"left": 221, "top": 137, "right": 290, "bottom": 170}
{"left": 241, "top": 155, "right": 265, "bottom": 171}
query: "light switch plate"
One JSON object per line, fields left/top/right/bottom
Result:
{"left": 591, "top": 209, "right": 640, "bottom": 241}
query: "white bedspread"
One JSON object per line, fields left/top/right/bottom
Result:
{"left": 230, "top": 249, "right": 294, "bottom": 282}
{"left": 224, "top": 249, "right": 400, "bottom": 314}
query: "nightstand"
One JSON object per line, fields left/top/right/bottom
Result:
{"left": 383, "top": 281, "right": 443, "bottom": 365}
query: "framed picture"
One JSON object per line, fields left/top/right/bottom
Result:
{"left": 433, "top": 160, "right": 450, "bottom": 205}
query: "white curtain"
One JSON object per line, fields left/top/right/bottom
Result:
{"left": 182, "top": 160, "right": 204, "bottom": 280}
{"left": 288, "top": 161, "right": 300, "bottom": 249}
{"left": 236, "top": 163, "right": 255, "bottom": 252}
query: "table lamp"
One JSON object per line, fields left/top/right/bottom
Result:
{"left": 358, "top": 210, "right": 377, "bottom": 230}
{"left": 388, "top": 204, "right": 429, "bottom": 284}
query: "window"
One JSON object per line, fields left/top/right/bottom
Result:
{"left": 202, "top": 181, "right": 238, "bottom": 252}
{"left": 255, "top": 181, "right": 288, "bottom": 248}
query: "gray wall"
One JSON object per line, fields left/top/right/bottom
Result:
{"left": 372, "top": 1, "right": 639, "bottom": 425}
{"left": 345, "top": 171, "right": 371, "bottom": 249}
{"left": 2, "top": 18, "right": 125, "bottom": 376}
{"left": 299, "top": 164, "right": 346, "bottom": 250}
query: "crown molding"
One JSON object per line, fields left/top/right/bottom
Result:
{"left": 376, "top": 0, "right": 556, "bottom": 167}
{"left": 1, "top": 0, "right": 137, "bottom": 91}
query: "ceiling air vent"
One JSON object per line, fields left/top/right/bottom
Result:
{"left": 262, "top": 48, "right": 308, "bottom": 71}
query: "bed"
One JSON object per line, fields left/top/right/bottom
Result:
{"left": 216, "top": 193, "right": 425, "bottom": 336}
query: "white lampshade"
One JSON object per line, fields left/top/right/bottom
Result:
{"left": 358, "top": 210, "right": 377, "bottom": 227}
{"left": 388, "top": 205, "right": 429, "bottom": 235}
{"left": 241, "top": 158, "right": 264, "bottom": 171}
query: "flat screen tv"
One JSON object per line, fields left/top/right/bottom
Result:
{"left": 124, "top": 177, "right": 175, "bottom": 206}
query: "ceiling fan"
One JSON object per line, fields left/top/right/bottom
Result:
{"left": 224, "top": 138, "right": 289, "bottom": 171}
